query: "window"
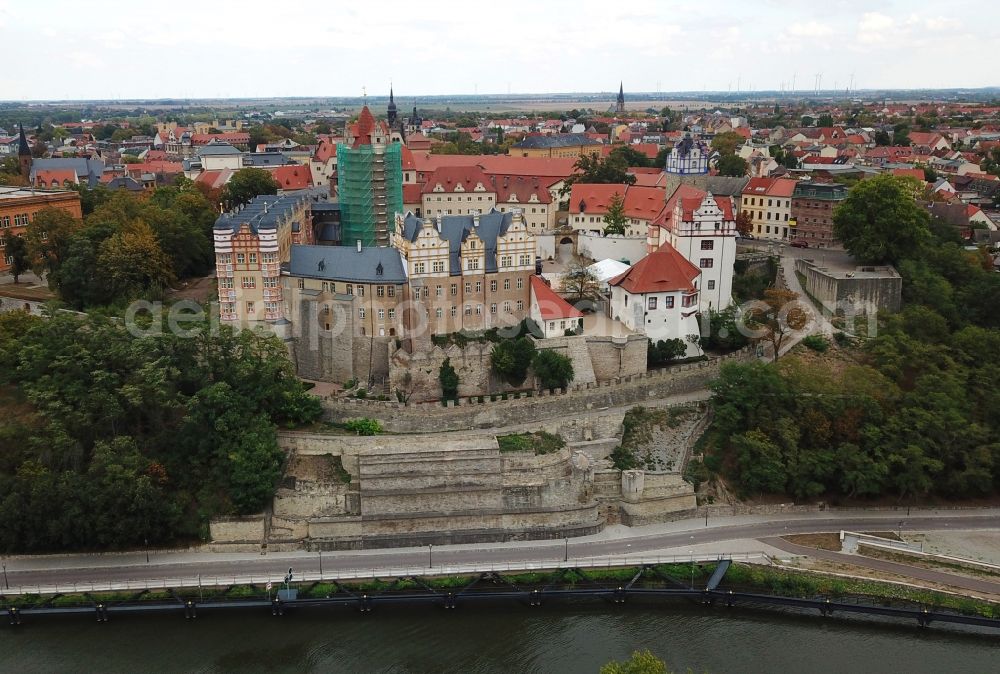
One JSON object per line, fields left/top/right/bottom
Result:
{"left": 475, "top": 304, "right": 482, "bottom": 315}
{"left": 700, "top": 240, "right": 714, "bottom": 250}
{"left": 516, "top": 300, "right": 523, "bottom": 311}
{"left": 503, "top": 301, "right": 511, "bottom": 313}
{"left": 699, "top": 258, "right": 713, "bottom": 269}
{"left": 432, "top": 260, "right": 445, "bottom": 273}
{"left": 516, "top": 278, "right": 523, "bottom": 290}
{"left": 236, "top": 253, "right": 245, "bottom": 264}
{"left": 376, "top": 285, "right": 385, "bottom": 297}
{"left": 682, "top": 294, "right": 698, "bottom": 308}
{"left": 414, "top": 262, "right": 426, "bottom": 274}
{"left": 436, "top": 308, "right": 443, "bottom": 318}
{"left": 467, "top": 257, "right": 480, "bottom": 270}
{"left": 246, "top": 301, "right": 255, "bottom": 314}
{"left": 436, "top": 285, "right": 443, "bottom": 297}
{"left": 503, "top": 278, "right": 510, "bottom": 291}
{"left": 297, "top": 278, "right": 304, "bottom": 290}
{"left": 262, "top": 252, "right": 277, "bottom": 263}
{"left": 648, "top": 296, "right": 657, "bottom": 310}
{"left": 346, "top": 284, "right": 353, "bottom": 295}
{"left": 413, "top": 289, "right": 420, "bottom": 301}
{"left": 490, "top": 303, "right": 497, "bottom": 314}
{"left": 217, "top": 253, "right": 232, "bottom": 264}
{"left": 219, "top": 277, "right": 234, "bottom": 289}
{"left": 264, "top": 301, "right": 278, "bottom": 315}
{"left": 263, "top": 277, "right": 278, "bottom": 288}
{"left": 663, "top": 296, "right": 674, "bottom": 309}
{"left": 464, "top": 282, "right": 471, "bottom": 294}
{"left": 475, "top": 281, "right": 481, "bottom": 293}
{"left": 450, "top": 284, "right": 457, "bottom": 296}
{"left": 357, "top": 285, "right": 364, "bottom": 296}
{"left": 500, "top": 255, "right": 511, "bottom": 268}
{"left": 519, "top": 254, "right": 531, "bottom": 266}
{"left": 707, "top": 280, "right": 716, "bottom": 290}
{"left": 248, "top": 253, "right": 257, "bottom": 264}
{"left": 464, "top": 305, "right": 471, "bottom": 316}
{"left": 450, "top": 306, "right": 457, "bottom": 317}
{"left": 378, "top": 309, "right": 385, "bottom": 320}
{"left": 490, "top": 280, "right": 497, "bottom": 292}
{"left": 359, "top": 308, "right": 366, "bottom": 319}
{"left": 241, "top": 276, "right": 256, "bottom": 289}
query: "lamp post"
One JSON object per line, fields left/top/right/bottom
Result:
{"left": 428, "top": 544, "right": 433, "bottom": 569}
{"left": 564, "top": 538, "right": 569, "bottom": 563}
{"left": 2, "top": 563, "right": 8, "bottom": 590}
{"left": 319, "top": 550, "right": 324, "bottom": 578}
{"left": 144, "top": 538, "right": 149, "bottom": 564}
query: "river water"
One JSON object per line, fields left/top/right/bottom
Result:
{"left": 1, "top": 601, "right": 997, "bottom": 673}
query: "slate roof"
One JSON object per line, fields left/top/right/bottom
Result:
{"left": 214, "top": 193, "right": 313, "bottom": 234}
{"left": 243, "top": 152, "right": 293, "bottom": 167}
{"left": 400, "top": 208, "right": 514, "bottom": 275}
{"left": 289, "top": 244, "right": 407, "bottom": 284}
{"left": 512, "top": 134, "right": 602, "bottom": 150}
{"left": 197, "top": 142, "right": 242, "bottom": 157}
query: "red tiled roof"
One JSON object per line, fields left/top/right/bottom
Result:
{"left": 569, "top": 184, "right": 627, "bottom": 214}
{"left": 680, "top": 194, "right": 735, "bottom": 221}
{"left": 410, "top": 154, "right": 577, "bottom": 180}
{"left": 350, "top": 106, "right": 380, "bottom": 148}
{"left": 34, "top": 169, "right": 78, "bottom": 187}
{"left": 743, "top": 176, "right": 796, "bottom": 198}
{"left": 531, "top": 275, "right": 584, "bottom": 320}
{"left": 402, "top": 184, "right": 422, "bottom": 204}
{"left": 496, "top": 175, "right": 552, "bottom": 204}
{"left": 194, "top": 169, "right": 234, "bottom": 190}
{"left": 630, "top": 143, "right": 660, "bottom": 159}
{"left": 313, "top": 138, "right": 337, "bottom": 163}
{"left": 421, "top": 165, "right": 492, "bottom": 195}
{"left": 891, "top": 168, "right": 925, "bottom": 181}
{"left": 191, "top": 132, "right": 249, "bottom": 145}
{"left": 622, "top": 185, "right": 667, "bottom": 221}
{"left": 125, "top": 160, "right": 183, "bottom": 175}
{"left": 270, "top": 165, "right": 312, "bottom": 190}
{"left": 400, "top": 145, "right": 416, "bottom": 170}
{"left": 608, "top": 246, "right": 700, "bottom": 294}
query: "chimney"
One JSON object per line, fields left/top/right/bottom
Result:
{"left": 473, "top": 212, "right": 480, "bottom": 227}
{"left": 356, "top": 239, "right": 362, "bottom": 252}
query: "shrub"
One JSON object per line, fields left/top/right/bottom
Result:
{"left": 343, "top": 418, "right": 383, "bottom": 436}
{"left": 833, "top": 331, "right": 851, "bottom": 346}
{"left": 532, "top": 349, "right": 574, "bottom": 390}
{"left": 439, "top": 358, "right": 459, "bottom": 401}
{"left": 491, "top": 337, "right": 536, "bottom": 386}
{"left": 610, "top": 445, "right": 638, "bottom": 470}
{"left": 801, "top": 334, "right": 829, "bottom": 353}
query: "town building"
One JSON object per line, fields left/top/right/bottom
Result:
{"left": 511, "top": 134, "right": 603, "bottom": 158}
{"left": 0, "top": 186, "right": 82, "bottom": 273}
{"left": 213, "top": 193, "right": 318, "bottom": 329}
{"left": 607, "top": 247, "right": 703, "bottom": 358}
{"left": 529, "top": 275, "right": 584, "bottom": 338}
{"left": 741, "top": 177, "right": 797, "bottom": 241}
{"left": 337, "top": 106, "right": 404, "bottom": 247}
{"left": 790, "top": 181, "right": 848, "bottom": 247}
{"left": 419, "top": 166, "right": 555, "bottom": 233}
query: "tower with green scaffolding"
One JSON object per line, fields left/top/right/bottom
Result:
{"left": 337, "top": 112, "right": 404, "bottom": 248}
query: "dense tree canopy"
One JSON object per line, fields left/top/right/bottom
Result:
{"left": 559, "top": 153, "right": 636, "bottom": 197}
{"left": 0, "top": 312, "right": 321, "bottom": 552}
{"left": 220, "top": 168, "right": 279, "bottom": 209}
{"left": 832, "top": 175, "right": 931, "bottom": 264}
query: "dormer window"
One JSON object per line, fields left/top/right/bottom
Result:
{"left": 376, "top": 262, "right": 384, "bottom": 276}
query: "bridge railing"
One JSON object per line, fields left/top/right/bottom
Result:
{"left": 2, "top": 552, "right": 769, "bottom": 597}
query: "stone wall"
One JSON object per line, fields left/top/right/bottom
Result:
{"left": 586, "top": 334, "right": 647, "bottom": 381}
{"left": 209, "top": 515, "right": 265, "bottom": 544}
{"left": 389, "top": 341, "right": 501, "bottom": 402}
{"left": 795, "top": 258, "right": 902, "bottom": 314}
{"left": 577, "top": 232, "right": 647, "bottom": 265}
{"left": 325, "top": 346, "right": 753, "bottom": 434}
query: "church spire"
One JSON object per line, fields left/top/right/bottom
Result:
{"left": 17, "top": 123, "right": 32, "bottom": 181}
{"left": 387, "top": 84, "right": 398, "bottom": 127}
{"left": 616, "top": 83, "right": 625, "bottom": 114}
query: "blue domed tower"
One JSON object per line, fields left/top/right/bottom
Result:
{"left": 663, "top": 131, "right": 710, "bottom": 196}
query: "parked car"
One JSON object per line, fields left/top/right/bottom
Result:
{"left": 790, "top": 239, "right": 809, "bottom": 248}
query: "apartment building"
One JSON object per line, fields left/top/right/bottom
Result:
{"left": 741, "top": 177, "right": 797, "bottom": 241}
{"left": 0, "top": 186, "right": 82, "bottom": 273}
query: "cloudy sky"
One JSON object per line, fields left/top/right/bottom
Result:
{"left": 2, "top": 0, "right": 996, "bottom": 100}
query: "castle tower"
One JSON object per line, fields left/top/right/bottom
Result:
{"left": 17, "top": 124, "right": 31, "bottom": 181}
{"left": 616, "top": 82, "right": 625, "bottom": 114}
{"left": 662, "top": 131, "right": 710, "bottom": 197}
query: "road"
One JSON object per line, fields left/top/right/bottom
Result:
{"left": 3, "top": 511, "right": 998, "bottom": 589}
{"left": 763, "top": 537, "right": 1000, "bottom": 596}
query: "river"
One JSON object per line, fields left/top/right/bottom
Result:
{"left": 1, "top": 601, "right": 997, "bottom": 673}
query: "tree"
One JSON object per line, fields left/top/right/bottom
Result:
{"left": 817, "top": 113, "right": 834, "bottom": 127}
{"left": 609, "top": 145, "right": 651, "bottom": 168}
{"left": 96, "top": 220, "right": 175, "bottom": 302}
{"left": 745, "top": 288, "right": 809, "bottom": 361}
{"left": 602, "top": 192, "right": 628, "bottom": 235}
{"left": 717, "top": 154, "right": 748, "bottom": 177}
{"left": 735, "top": 210, "right": 753, "bottom": 236}
{"left": 491, "top": 337, "right": 536, "bottom": 387}
{"left": 832, "top": 174, "right": 931, "bottom": 264}
{"left": 3, "top": 234, "right": 29, "bottom": 283}
{"left": 221, "top": 168, "right": 279, "bottom": 208}
{"left": 559, "top": 153, "right": 635, "bottom": 196}
{"left": 872, "top": 130, "right": 891, "bottom": 146}
{"left": 532, "top": 349, "right": 574, "bottom": 390}
{"left": 559, "top": 263, "right": 601, "bottom": 303}
{"left": 23, "top": 207, "right": 81, "bottom": 282}
{"left": 647, "top": 338, "right": 687, "bottom": 366}
{"left": 893, "top": 124, "right": 911, "bottom": 146}
{"left": 710, "top": 131, "right": 745, "bottom": 156}
{"left": 733, "top": 429, "right": 787, "bottom": 495}
{"left": 601, "top": 650, "right": 671, "bottom": 674}
{"left": 439, "top": 358, "right": 459, "bottom": 401}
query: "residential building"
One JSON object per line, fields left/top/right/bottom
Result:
{"left": 790, "top": 182, "right": 848, "bottom": 247}
{"left": 607, "top": 247, "right": 703, "bottom": 358}
{"left": 197, "top": 142, "right": 243, "bottom": 171}
{"left": 0, "top": 186, "right": 82, "bottom": 273}
{"left": 337, "top": 105, "right": 404, "bottom": 247}
{"left": 568, "top": 184, "right": 665, "bottom": 238}
{"left": 530, "top": 275, "right": 584, "bottom": 338}
{"left": 741, "top": 177, "right": 797, "bottom": 241}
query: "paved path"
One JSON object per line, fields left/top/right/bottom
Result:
{"left": 762, "top": 536, "right": 1000, "bottom": 596}
{"left": 3, "top": 511, "right": 998, "bottom": 589}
